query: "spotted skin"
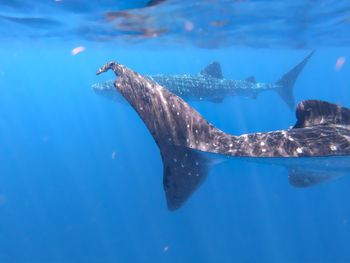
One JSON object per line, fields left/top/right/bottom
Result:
{"left": 96, "top": 62, "right": 350, "bottom": 210}
{"left": 147, "top": 73, "right": 267, "bottom": 100}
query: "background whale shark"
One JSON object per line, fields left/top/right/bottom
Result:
{"left": 96, "top": 61, "right": 350, "bottom": 211}
{"left": 93, "top": 51, "right": 314, "bottom": 110}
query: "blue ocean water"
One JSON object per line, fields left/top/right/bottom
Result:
{"left": 1, "top": 1, "right": 350, "bottom": 262}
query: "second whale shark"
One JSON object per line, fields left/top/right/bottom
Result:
{"left": 93, "top": 51, "right": 314, "bottom": 110}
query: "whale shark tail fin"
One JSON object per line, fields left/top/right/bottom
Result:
{"left": 162, "top": 146, "right": 219, "bottom": 211}
{"left": 275, "top": 51, "right": 315, "bottom": 111}
{"left": 97, "top": 62, "right": 229, "bottom": 211}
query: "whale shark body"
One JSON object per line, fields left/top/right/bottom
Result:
{"left": 96, "top": 61, "right": 350, "bottom": 211}
{"left": 93, "top": 51, "right": 314, "bottom": 110}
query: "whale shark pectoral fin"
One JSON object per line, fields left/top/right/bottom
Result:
{"left": 200, "top": 62, "right": 223, "bottom": 79}
{"left": 288, "top": 167, "right": 344, "bottom": 188}
{"left": 245, "top": 76, "right": 256, "bottom": 83}
{"left": 293, "top": 100, "right": 350, "bottom": 128}
{"left": 162, "top": 146, "right": 214, "bottom": 211}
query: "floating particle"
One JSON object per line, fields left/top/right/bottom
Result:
{"left": 72, "top": 46, "right": 85, "bottom": 55}
{"left": 185, "top": 21, "right": 194, "bottom": 31}
{"left": 335, "top": 57, "right": 345, "bottom": 70}
{"left": 42, "top": 136, "right": 50, "bottom": 143}
{"left": 164, "top": 246, "right": 168, "bottom": 252}
{"left": 112, "top": 152, "right": 116, "bottom": 159}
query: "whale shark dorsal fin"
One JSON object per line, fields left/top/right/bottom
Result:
{"left": 245, "top": 76, "right": 256, "bottom": 83}
{"left": 200, "top": 62, "right": 223, "bottom": 79}
{"left": 293, "top": 100, "right": 350, "bottom": 128}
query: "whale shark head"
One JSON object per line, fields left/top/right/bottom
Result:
{"left": 92, "top": 79, "right": 127, "bottom": 103}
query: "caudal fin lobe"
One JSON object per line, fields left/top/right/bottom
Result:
{"left": 275, "top": 51, "right": 315, "bottom": 111}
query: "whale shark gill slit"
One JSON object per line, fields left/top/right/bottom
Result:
{"left": 97, "top": 61, "right": 350, "bottom": 210}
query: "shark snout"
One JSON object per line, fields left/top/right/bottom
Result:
{"left": 92, "top": 80, "right": 127, "bottom": 103}
{"left": 92, "top": 80, "right": 115, "bottom": 92}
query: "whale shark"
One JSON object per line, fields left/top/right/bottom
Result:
{"left": 96, "top": 61, "right": 350, "bottom": 211}
{"left": 93, "top": 51, "right": 314, "bottom": 110}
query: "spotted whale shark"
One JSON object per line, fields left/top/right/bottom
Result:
{"left": 93, "top": 51, "right": 314, "bottom": 110}
{"left": 96, "top": 61, "right": 350, "bottom": 211}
